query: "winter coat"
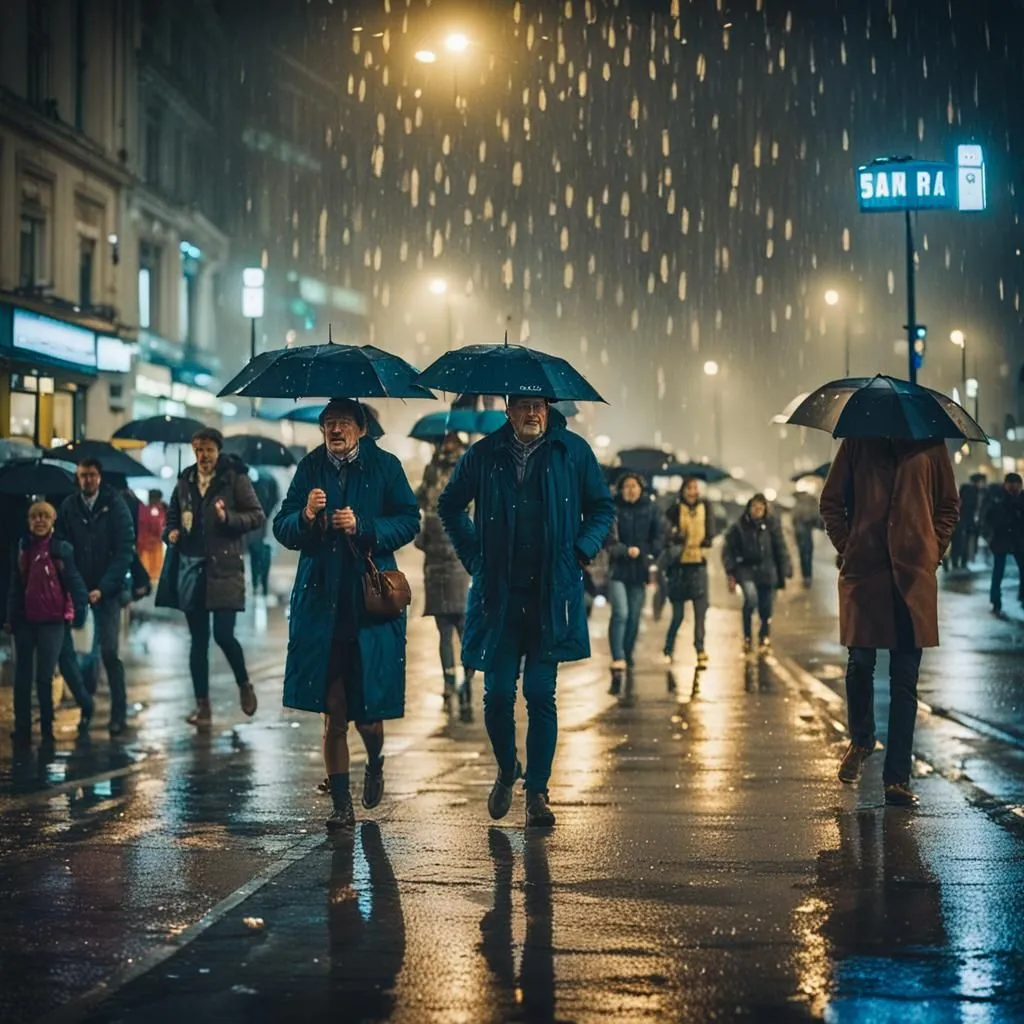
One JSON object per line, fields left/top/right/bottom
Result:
{"left": 415, "top": 452, "right": 470, "bottom": 617}
{"left": 273, "top": 440, "right": 419, "bottom": 717}
{"left": 661, "top": 499, "right": 716, "bottom": 602}
{"left": 605, "top": 493, "right": 665, "bottom": 586}
{"left": 983, "top": 491, "right": 1024, "bottom": 556}
{"left": 791, "top": 493, "right": 823, "bottom": 534}
{"left": 437, "top": 409, "right": 615, "bottom": 671}
{"left": 162, "top": 455, "right": 265, "bottom": 611}
{"left": 137, "top": 501, "right": 167, "bottom": 551}
{"left": 723, "top": 507, "right": 793, "bottom": 589}
{"left": 5, "top": 535, "right": 88, "bottom": 629}
{"left": 820, "top": 438, "right": 959, "bottom": 650}
{"left": 57, "top": 485, "right": 135, "bottom": 598}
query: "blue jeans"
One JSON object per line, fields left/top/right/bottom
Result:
{"left": 989, "top": 552, "right": 1024, "bottom": 608}
{"left": 740, "top": 581, "right": 774, "bottom": 640}
{"left": 608, "top": 580, "right": 646, "bottom": 663}
{"left": 58, "top": 598, "right": 126, "bottom": 722}
{"left": 483, "top": 594, "right": 558, "bottom": 794}
{"left": 13, "top": 622, "right": 66, "bottom": 738}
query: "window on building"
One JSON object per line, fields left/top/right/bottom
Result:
{"left": 78, "top": 237, "right": 96, "bottom": 307}
{"left": 75, "top": 194, "right": 103, "bottom": 307}
{"left": 139, "top": 242, "right": 161, "bottom": 331}
{"left": 26, "top": 1, "right": 53, "bottom": 107}
{"left": 52, "top": 392, "right": 75, "bottom": 447}
{"left": 144, "top": 107, "right": 163, "bottom": 188}
{"left": 9, "top": 392, "right": 36, "bottom": 442}
{"left": 19, "top": 175, "right": 53, "bottom": 290}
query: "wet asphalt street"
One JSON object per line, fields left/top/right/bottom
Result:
{"left": 1, "top": 548, "right": 1023, "bottom": 1023}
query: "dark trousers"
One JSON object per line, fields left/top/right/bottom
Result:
{"left": 845, "top": 590, "right": 922, "bottom": 785}
{"left": 58, "top": 599, "right": 125, "bottom": 722}
{"left": 13, "top": 622, "right": 66, "bottom": 738}
{"left": 990, "top": 551, "right": 1024, "bottom": 608}
{"left": 664, "top": 594, "right": 708, "bottom": 655}
{"left": 435, "top": 612, "right": 466, "bottom": 678}
{"left": 185, "top": 608, "right": 248, "bottom": 700}
{"left": 795, "top": 528, "right": 814, "bottom": 581}
{"left": 740, "top": 581, "right": 774, "bottom": 640}
{"left": 249, "top": 542, "right": 272, "bottom": 594}
{"left": 483, "top": 593, "right": 558, "bottom": 794}
{"left": 608, "top": 580, "right": 646, "bottom": 663}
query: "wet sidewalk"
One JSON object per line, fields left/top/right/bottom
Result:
{"left": 43, "top": 606, "right": 1024, "bottom": 1023}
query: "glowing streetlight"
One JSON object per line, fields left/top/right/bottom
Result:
{"left": 823, "top": 288, "right": 851, "bottom": 376}
{"left": 703, "top": 360, "right": 720, "bottom": 376}
{"left": 415, "top": 49, "right": 437, "bottom": 63}
{"left": 824, "top": 289, "right": 840, "bottom": 307}
{"left": 445, "top": 32, "right": 470, "bottom": 53}
{"left": 428, "top": 278, "right": 448, "bottom": 296}
{"left": 950, "top": 329, "right": 965, "bottom": 347}
{"left": 950, "top": 330, "right": 968, "bottom": 408}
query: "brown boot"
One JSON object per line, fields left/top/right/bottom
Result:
{"left": 239, "top": 682, "right": 258, "bottom": 717}
{"left": 186, "top": 698, "right": 212, "bottom": 728}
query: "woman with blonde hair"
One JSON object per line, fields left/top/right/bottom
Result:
{"left": 4, "top": 501, "right": 90, "bottom": 745}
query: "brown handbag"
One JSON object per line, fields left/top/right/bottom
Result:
{"left": 351, "top": 540, "right": 411, "bottom": 619}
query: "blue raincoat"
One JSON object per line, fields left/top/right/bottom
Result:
{"left": 273, "top": 440, "right": 419, "bottom": 717}
{"left": 437, "top": 410, "right": 615, "bottom": 670}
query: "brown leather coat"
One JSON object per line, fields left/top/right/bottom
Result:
{"left": 820, "top": 438, "right": 959, "bottom": 649}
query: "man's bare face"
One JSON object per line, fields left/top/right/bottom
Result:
{"left": 507, "top": 398, "right": 548, "bottom": 441}
{"left": 322, "top": 415, "right": 364, "bottom": 456}
{"left": 76, "top": 464, "right": 101, "bottom": 497}
{"left": 192, "top": 440, "right": 220, "bottom": 475}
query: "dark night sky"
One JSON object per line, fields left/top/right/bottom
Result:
{"left": 231, "top": 0, "right": 1024, "bottom": 479}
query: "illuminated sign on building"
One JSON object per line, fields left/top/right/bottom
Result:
{"left": 13, "top": 310, "right": 96, "bottom": 370}
{"left": 856, "top": 146, "right": 987, "bottom": 214}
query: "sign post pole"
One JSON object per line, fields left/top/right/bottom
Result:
{"left": 905, "top": 209, "right": 917, "bottom": 386}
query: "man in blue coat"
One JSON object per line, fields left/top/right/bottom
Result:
{"left": 438, "top": 398, "right": 615, "bottom": 827}
{"left": 273, "top": 399, "right": 419, "bottom": 831}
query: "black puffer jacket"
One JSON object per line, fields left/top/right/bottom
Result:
{"left": 984, "top": 491, "right": 1024, "bottom": 555}
{"left": 723, "top": 505, "right": 793, "bottom": 588}
{"left": 606, "top": 489, "right": 665, "bottom": 586}
{"left": 57, "top": 485, "right": 135, "bottom": 598}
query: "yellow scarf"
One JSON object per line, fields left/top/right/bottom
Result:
{"left": 678, "top": 502, "right": 707, "bottom": 564}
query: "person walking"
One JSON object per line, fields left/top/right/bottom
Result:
{"left": 159, "top": 429, "right": 264, "bottom": 728}
{"left": 983, "top": 472, "right": 1024, "bottom": 615}
{"left": 274, "top": 399, "right": 419, "bottom": 831}
{"left": 5, "top": 502, "right": 90, "bottom": 745}
{"left": 438, "top": 398, "right": 615, "bottom": 828}
{"left": 722, "top": 493, "right": 793, "bottom": 654}
{"left": 791, "top": 488, "right": 822, "bottom": 587}
{"left": 249, "top": 470, "right": 280, "bottom": 597}
{"left": 137, "top": 489, "right": 167, "bottom": 584}
{"left": 662, "top": 477, "right": 716, "bottom": 668}
{"left": 415, "top": 433, "right": 475, "bottom": 718}
{"left": 950, "top": 473, "right": 987, "bottom": 569}
{"left": 821, "top": 438, "right": 959, "bottom": 807}
{"left": 56, "top": 458, "right": 135, "bottom": 736}
{"left": 605, "top": 472, "right": 664, "bottom": 693}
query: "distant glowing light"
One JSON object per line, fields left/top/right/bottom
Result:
{"left": 445, "top": 32, "right": 470, "bottom": 53}
{"left": 950, "top": 329, "right": 966, "bottom": 347}
{"left": 703, "top": 360, "right": 720, "bottom": 376}
{"left": 415, "top": 50, "right": 437, "bottom": 63}
{"left": 428, "top": 278, "right": 448, "bottom": 295}
{"left": 824, "top": 289, "right": 840, "bottom": 306}
{"left": 764, "top": 487, "right": 778, "bottom": 502}
{"left": 594, "top": 434, "right": 611, "bottom": 449}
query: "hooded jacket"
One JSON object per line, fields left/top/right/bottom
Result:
{"left": 722, "top": 499, "right": 793, "bottom": 588}
{"left": 605, "top": 474, "right": 665, "bottom": 586}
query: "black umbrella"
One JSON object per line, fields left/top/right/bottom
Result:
{"left": 616, "top": 447, "right": 673, "bottom": 476}
{"left": 48, "top": 439, "right": 149, "bottom": 477}
{"left": 415, "top": 340, "right": 605, "bottom": 401}
{"left": 218, "top": 342, "right": 434, "bottom": 400}
{"left": 222, "top": 434, "right": 296, "bottom": 467}
{"left": 276, "top": 402, "right": 385, "bottom": 439}
{"left": 791, "top": 462, "right": 831, "bottom": 483}
{"left": 0, "top": 459, "right": 77, "bottom": 497}
{"left": 787, "top": 375, "right": 987, "bottom": 441}
{"left": 112, "top": 415, "right": 206, "bottom": 446}
{"left": 663, "top": 461, "right": 731, "bottom": 483}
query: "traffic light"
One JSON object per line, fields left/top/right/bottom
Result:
{"left": 913, "top": 325, "right": 927, "bottom": 370}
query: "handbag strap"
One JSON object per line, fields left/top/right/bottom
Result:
{"left": 346, "top": 536, "right": 378, "bottom": 576}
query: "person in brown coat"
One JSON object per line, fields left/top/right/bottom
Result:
{"left": 820, "top": 438, "right": 959, "bottom": 807}
{"left": 158, "top": 428, "right": 265, "bottom": 727}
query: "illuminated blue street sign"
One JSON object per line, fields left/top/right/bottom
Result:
{"left": 856, "top": 147, "right": 986, "bottom": 213}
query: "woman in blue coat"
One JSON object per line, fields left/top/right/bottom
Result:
{"left": 273, "top": 399, "right": 419, "bottom": 831}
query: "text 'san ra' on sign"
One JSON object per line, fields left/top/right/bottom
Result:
{"left": 857, "top": 162, "right": 955, "bottom": 213}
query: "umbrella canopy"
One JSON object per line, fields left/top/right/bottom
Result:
{"left": 787, "top": 375, "right": 987, "bottom": 442}
{"left": 415, "top": 342, "right": 605, "bottom": 402}
{"left": 276, "top": 403, "right": 385, "bottom": 439}
{"left": 791, "top": 462, "right": 832, "bottom": 483}
{"left": 112, "top": 415, "right": 207, "bottom": 446}
{"left": 0, "top": 439, "right": 42, "bottom": 463}
{"left": 771, "top": 392, "right": 811, "bottom": 425}
{"left": 616, "top": 447, "right": 673, "bottom": 476}
{"left": 222, "top": 434, "right": 296, "bottom": 467}
{"left": 0, "top": 459, "right": 78, "bottom": 497}
{"left": 663, "top": 461, "right": 731, "bottom": 483}
{"left": 218, "top": 343, "right": 434, "bottom": 400}
{"left": 409, "top": 408, "right": 507, "bottom": 442}
{"left": 47, "top": 439, "right": 149, "bottom": 477}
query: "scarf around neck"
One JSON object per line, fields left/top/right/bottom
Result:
{"left": 509, "top": 432, "right": 546, "bottom": 483}
{"left": 326, "top": 444, "right": 360, "bottom": 473}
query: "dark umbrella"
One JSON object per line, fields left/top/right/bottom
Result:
{"left": 617, "top": 447, "right": 673, "bottom": 476}
{"left": 663, "top": 461, "right": 731, "bottom": 483}
{"left": 218, "top": 342, "right": 434, "bottom": 400}
{"left": 112, "top": 415, "right": 206, "bottom": 446}
{"left": 222, "top": 434, "right": 296, "bottom": 467}
{"left": 415, "top": 340, "right": 605, "bottom": 402}
{"left": 0, "top": 459, "right": 78, "bottom": 497}
{"left": 787, "top": 375, "right": 987, "bottom": 441}
{"left": 0, "top": 439, "right": 42, "bottom": 463}
{"left": 791, "top": 462, "right": 832, "bottom": 483}
{"left": 409, "top": 408, "right": 507, "bottom": 442}
{"left": 47, "top": 439, "right": 149, "bottom": 477}
{"left": 276, "top": 403, "right": 385, "bottom": 439}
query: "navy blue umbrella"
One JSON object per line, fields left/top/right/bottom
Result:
{"left": 112, "top": 415, "right": 206, "bottom": 446}
{"left": 0, "top": 459, "right": 77, "bottom": 497}
{"left": 788, "top": 375, "right": 987, "bottom": 441}
{"left": 617, "top": 448, "right": 673, "bottom": 476}
{"left": 222, "top": 434, "right": 296, "bottom": 467}
{"left": 663, "top": 461, "right": 731, "bottom": 483}
{"left": 415, "top": 341, "right": 605, "bottom": 402}
{"left": 409, "top": 408, "right": 507, "bottom": 442}
{"left": 48, "top": 439, "right": 149, "bottom": 477}
{"left": 276, "top": 403, "right": 385, "bottom": 439}
{"left": 218, "top": 343, "right": 434, "bottom": 400}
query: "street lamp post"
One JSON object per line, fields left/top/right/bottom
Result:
{"left": 704, "top": 360, "right": 722, "bottom": 464}
{"left": 429, "top": 277, "right": 453, "bottom": 349}
{"left": 950, "top": 330, "right": 967, "bottom": 406}
{"left": 415, "top": 32, "right": 470, "bottom": 114}
{"left": 824, "top": 289, "right": 851, "bottom": 378}
{"left": 242, "top": 267, "right": 265, "bottom": 413}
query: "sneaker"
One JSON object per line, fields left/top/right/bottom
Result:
{"left": 362, "top": 758, "right": 385, "bottom": 810}
{"left": 487, "top": 761, "right": 523, "bottom": 820}
{"left": 696, "top": 650, "right": 709, "bottom": 670}
{"left": 317, "top": 777, "right": 330, "bottom": 795}
{"left": 525, "top": 791, "right": 556, "bottom": 828}
{"left": 326, "top": 794, "right": 356, "bottom": 831}
{"left": 884, "top": 782, "right": 919, "bottom": 807}
{"left": 239, "top": 683, "right": 258, "bottom": 717}
{"left": 837, "top": 742, "right": 874, "bottom": 783}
